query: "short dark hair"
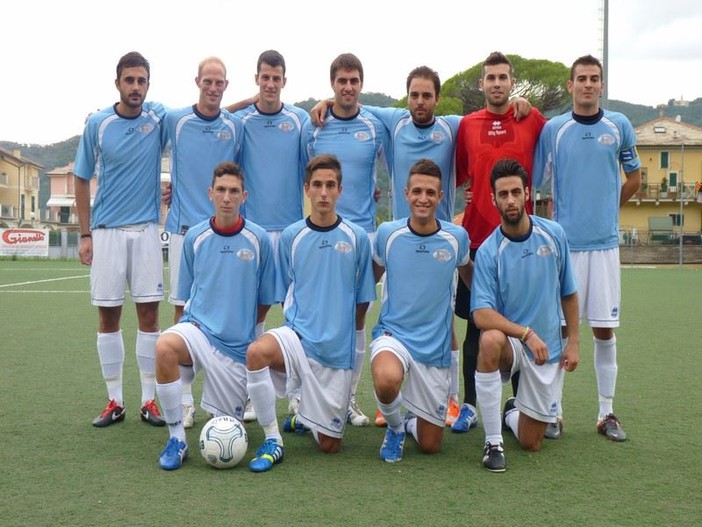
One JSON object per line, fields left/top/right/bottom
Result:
{"left": 116, "top": 51, "right": 150, "bottom": 80}
{"left": 406, "top": 66, "right": 441, "bottom": 97}
{"left": 490, "top": 158, "right": 528, "bottom": 192}
{"left": 330, "top": 53, "right": 363, "bottom": 84}
{"left": 570, "top": 54, "right": 603, "bottom": 81}
{"left": 305, "top": 154, "right": 342, "bottom": 185}
{"left": 407, "top": 158, "right": 442, "bottom": 186}
{"left": 482, "top": 51, "right": 513, "bottom": 77}
{"left": 212, "top": 161, "right": 245, "bottom": 188}
{"left": 257, "top": 50, "right": 286, "bottom": 75}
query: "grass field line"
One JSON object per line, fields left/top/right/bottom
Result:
{"left": 0, "top": 290, "right": 90, "bottom": 293}
{"left": 0, "top": 267, "right": 87, "bottom": 271}
{"left": 0, "top": 274, "right": 89, "bottom": 288}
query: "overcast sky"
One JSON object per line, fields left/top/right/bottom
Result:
{"left": 2, "top": 0, "right": 701, "bottom": 145}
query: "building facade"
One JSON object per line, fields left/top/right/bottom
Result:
{"left": 0, "top": 148, "right": 42, "bottom": 227}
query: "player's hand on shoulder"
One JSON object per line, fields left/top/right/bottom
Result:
{"left": 511, "top": 97, "right": 532, "bottom": 121}
{"left": 310, "top": 99, "right": 333, "bottom": 126}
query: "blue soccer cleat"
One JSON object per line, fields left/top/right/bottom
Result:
{"left": 249, "top": 439, "right": 284, "bottom": 473}
{"left": 159, "top": 437, "right": 188, "bottom": 470}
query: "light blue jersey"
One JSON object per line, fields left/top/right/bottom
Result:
{"left": 235, "top": 103, "right": 309, "bottom": 231}
{"left": 364, "top": 106, "right": 460, "bottom": 221}
{"left": 471, "top": 216, "right": 577, "bottom": 364}
{"left": 74, "top": 102, "right": 165, "bottom": 228}
{"left": 277, "top": 216, "right": 376, "bottom": 369}
{"left": 303, "top": 109, "right": 387, "bottom": 233}
{"left": 178, "top": 218, "right": 277, "bottom": 363}
{"left": 162, "top": 105, "right": 242, "bottom": 234}
{"left": 372, "top": 219, "right": 470, "bottom": 367}
{"left": 533, "top": 109, "right": 640, "bottom": 251}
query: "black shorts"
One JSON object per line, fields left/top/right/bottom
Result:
{"left": 454, "top": 247, "right": 478, "bottom": 320}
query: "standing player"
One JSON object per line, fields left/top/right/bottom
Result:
{"left": 162, "top": 56, "right": 243, "bottom": 428}
{"left": 471, "top": 158, "right": 580, "bottom": 472}
{"left": 371, "top": 159, "right": 472, "bottom": 463}
{"left": 74, "top": 51, "right": 166, "bottom": 428}
{"left": 245, "top": 154, "right": 376, "bottom": 473}
{"left": 226, "top": 50, "right": 310, "bottom": 421}
{"left": 302, "top": 53, "right": 387, "bottom": 427}
{"left": 155, "top": 161, "right": 276, "bottom": 470}
{"left": 533, "top": 54, "right": 641, "bottom": 442}
{"left": 452, "top": 51, "right": 547, "bottom": 435}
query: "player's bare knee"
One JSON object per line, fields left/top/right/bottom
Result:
{"left": 317, "top": 435, "right": 341, "bottom": 454}
{"left": 521, "top": 436, "right": 544, "bottom": 452}
{"left": 418, "top": 440, "right": 441, "bottom": 455}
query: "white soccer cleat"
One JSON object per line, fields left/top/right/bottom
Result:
{"left": 243, "top": 398, "right": 257, "bottom": 422}
{"left": 347, "top": 396, "right": 370, "bottom": 427}
{"left": 182, "top": 403, "right": 195, "bottom": 429}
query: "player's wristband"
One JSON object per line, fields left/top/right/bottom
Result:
{"left": 520, "top": 326, "right": 533, "bottom": 342}
{"left": 80, "top": 233, "right": 92, "bottom": 239}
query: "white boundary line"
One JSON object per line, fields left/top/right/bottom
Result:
{"left": 0, "top": 274, "right": 89, "bottom": 289}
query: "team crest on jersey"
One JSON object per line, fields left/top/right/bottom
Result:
{"left": 217, "top": 130, "right": 232, "bottom": 141}
{"left": 430, "top": 131, "right": 445, "bottom": 143}
{"left": 237, "top": 249, "right": 255, "bottom": 261}
{"left": 598, "top": 133, "right": 616, "bottom": 146}
{"left": 139, "top": 123, "right": 155, "bottom": 134}
{"left": 432, "top": 249, "right": 452, "bottom": 262}
{"left": 537, "top": 245, "right": 553, "bottom": 257}
{"left": 354, "top": 131, "right": 370, "bottom": 142}
{"left": 335, "top": 241, "right": 352, "bottom": 253}
{"left": 278, "top": 121, "right": 294, "bottom": 132}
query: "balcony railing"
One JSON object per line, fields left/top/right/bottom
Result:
{"left": 635, "top": 182, "right": 700, "bottom": 201}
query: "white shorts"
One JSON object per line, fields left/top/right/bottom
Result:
{"left": 164, "top": 322, "right": 247, "bottom": 420}
{"left": 91, "top": 223, "right": 164, "bottom": 307}
{"left": 570, "top": 248, "right": 620, "bottom": 328}
{"left": 504, "top": 337, "right": 563, "bottom": 423}
{"left": 268, "top": 326, "right": 351, "bottom": 439}
{"left": 370, "top": 335, "right": 450, "bottom": 427}
{"left": 167, "top": 233, "right": 185, "bottom": 306}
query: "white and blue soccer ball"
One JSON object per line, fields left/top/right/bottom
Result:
{"left": 199, "top": 415, "right": 248, "bottom": 469}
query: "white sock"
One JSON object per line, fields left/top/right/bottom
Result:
{"left": 179, "top": 365, "right": 195, "bottom": 406}
{"left": 246, "top": 367, "right": 281, "bottom": 443}
{"left": 475, "top": 370, "right": 503, "bottom": 445}
{"left": 97, "top": 331, "right": 124, "bottom": 404}
{"left": 405, "top": 415, "right": 418, "bottom": 442}
{"left": 449, "top": 348, "right": 460, "bottom": 399}
{"left": 157, "top": 379, "right": 185, "bottom": 441}
{"left": 136, "top": 330, "right": 160, "bottom": 404}
{"left": 594, "top": 335, "right": 618, "bottom": 419}
{"left": 350, "top": 329, "right": 366, "bottom": 396}
{"left": 505, "top": 408, "right": 519, "bottom": 438}
{"left": 376, "top": 393, "right": 403, "bottom": 432}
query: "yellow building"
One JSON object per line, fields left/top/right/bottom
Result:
{"left": 0, "top": 148, "right": 42, "bottom": 227}
{"left": 621, "top": 116, "right": 702, "bottom": 244}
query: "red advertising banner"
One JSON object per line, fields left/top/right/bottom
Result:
{"left": 0, "top": 228, "right": 49, "bottom": 257}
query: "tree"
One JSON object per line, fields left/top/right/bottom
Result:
{"left": 442, "top": 54, "right": 571, "bottom": 115}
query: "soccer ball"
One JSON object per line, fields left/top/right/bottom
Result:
{"left": 199, "top": 415, "right": 248, "bottom": 469}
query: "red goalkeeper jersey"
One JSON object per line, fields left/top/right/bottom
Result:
{"left": 456, "top": 107, "right": 546, "bottom": 248}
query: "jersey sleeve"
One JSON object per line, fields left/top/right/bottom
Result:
{"left": 177, "top": 229, "right": 197, "bottom": 301}
{"left": 355, "top": 227, "right": 377, "bottom": 304}
{"left": 470, "top": 242, "right": 499, "bottom": 315}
